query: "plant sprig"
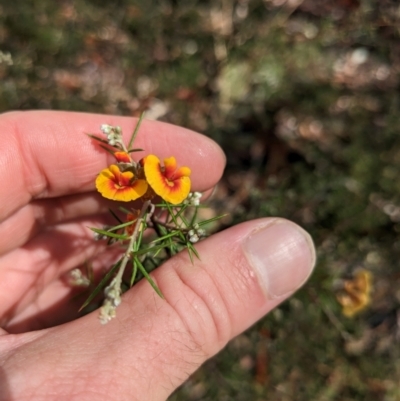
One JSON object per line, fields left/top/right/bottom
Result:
{"left": 77, "top": 114, "right": 225, "bottom": 323}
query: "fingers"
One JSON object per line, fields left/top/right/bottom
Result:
{"left": 4, "top": 251, "right": 121, "bottom": 333}
{"left": 0, "top": 110, "right": 225, "bottom": 222}
{"left": 0, "top": 182, "right": 217, "bottom": 257}
{"left": 1, "top": 218, "right": 315, "bottom": 400}
{"left": 0, "top": 193, "right": 113, "bottom": 255}
{"left": 0, "top": 214, "right": 120, "bottom": 322}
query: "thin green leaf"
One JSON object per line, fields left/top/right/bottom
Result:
{"left": 152, "top": 203, "right": 170, "bottom": 208}
{"left": 109, "top": 209, "right": 123, "bottom": 224}
{"left": 167, "top": 235, "right": 176, "bottom": 256}
{"left": 128, "top": 112, "right": 145, "bottom": 149}
{"left": 150, "top": 230, "right": 181, "bottom": 243}
{"left": 99, "top": 144, "right": 117, "bottom": 157}
{"left": 152, "top": 246, "right": 165, "bottom": 258}
{"left": 173, "top": 205, "right": 190, "bottom": 227}
{"left": 127, "top": 148, "right": 144, "bottom": 153}
{"left": 197, "top": 214, "right": 228, "bottom": 226}
{"left": 187, "top": 242, "right": 200, "bottom": 261}
{"left": 130, "top": 258, "right": 138, "bottom": 287}
{"left": 135, "top": 257, "right": 164, "bottom": 299}
{"left": 187, "top": 246, "right": 194, "bottom": 264}
{"left": 79, "top": 261, "right": 121, "bottom": 311}
{"left": 119, "top": 206, "right": 132, "bottom": 215}
{"left": 107, "top": 219, "right": 137, "bottom": 232}
{"left": 134, "top": 220, "right": 145, "bottom": 251}
{"left": 134, "top": 243, "right": 170, "bottom": 257}
{"left": 165, "top": 202, "right": 180, "bottom": 226}
{"left": 151, "top": 202, "right": 185, "bottom": 212}
{"left": 189, "top": 205, "right": 199, "bottom": 226}
{"left": 90, "top": 227, "right": 129, "bottom": 240}
{"left": 154, "top": 222, "right": 168, "bottom": 236}
{"left": 173, "top": 203, "right": 188, "bottom": 220}
{"left": 87, "top": 133, "right": 109, "bottom": 145}
{"left": 178, "top": 230, "right": 186, "bottom": 242}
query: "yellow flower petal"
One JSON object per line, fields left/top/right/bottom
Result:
{"left": 143, "top": 155, "right": 191, "bottom": 204}
{"left": 96, "top": 164, "right": 148, "bottom": 202}
{"left": 336, "top": 270, "right": 372, "bottom": 317}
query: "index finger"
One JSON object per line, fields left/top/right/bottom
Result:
{"left": 0, "top": 110, "right": 226, "bottom": 221}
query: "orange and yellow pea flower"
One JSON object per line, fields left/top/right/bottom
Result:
{"left": 96, "top": 164, "right": 148, "bottom": 202}
{"left": 143, "top": 155, "right": 191, "bottom": 204}
{"left": 114, "top": 151, "right": 131, "bottom": 163}
{"left": 336, "top": 269, "right": 372, "bottom": 318}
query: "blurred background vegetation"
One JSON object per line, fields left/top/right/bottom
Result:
{"left": 1, "top": 0, "right": 400, "bottom": 399}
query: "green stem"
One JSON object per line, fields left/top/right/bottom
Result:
{"left": 128, "top": 112, "right": 145, "bottom": 150}
{"left": 113, "top": 200, "right": 152, "bottom": 288}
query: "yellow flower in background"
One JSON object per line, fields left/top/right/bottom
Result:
{"left": 336, "top": 269, "right": 372, "bottom": 318}
{"left": 143, "top": 155, "right": 191, "bottom": 204}
{"left": 96, "top": 164, "right": 148, "bottom": 202}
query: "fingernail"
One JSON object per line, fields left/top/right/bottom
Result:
{"left": 243, "top": 219, "right": 316, "bottom": 299}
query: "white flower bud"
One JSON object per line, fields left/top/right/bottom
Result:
{"left": 189, "top": 234, "right": 199, "bottom": 243}
{"left": 197, "top": 229, "right": 206, "bottom": 237}
{"left": 185, "top": 191, "right": 202, "bottom": 206}
{"left": 100, "top": 124, "right": 112, "bottom": 135}
{"left": 99, "top": 300, "right": 117, "bottom": 325}
{"left": 69, "top": 268, "right": 91, "bottom": 287}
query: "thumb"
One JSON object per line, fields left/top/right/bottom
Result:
{"left": 3, "top": 218, "right": 315, "bottom": 401}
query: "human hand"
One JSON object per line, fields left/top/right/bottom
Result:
{"left": 0, "top": 111, "right": 315, "bottom": 400}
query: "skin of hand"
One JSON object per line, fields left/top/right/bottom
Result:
{"left": 0, "top": 111, "right": 316, "bottom": 401}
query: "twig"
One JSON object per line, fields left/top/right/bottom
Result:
{"left": 114, "top": 200, "right": 152, "bottom": 285}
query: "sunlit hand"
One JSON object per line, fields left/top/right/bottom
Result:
{"left": 0, "top": 111, "right": 315, "bottom": 401}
